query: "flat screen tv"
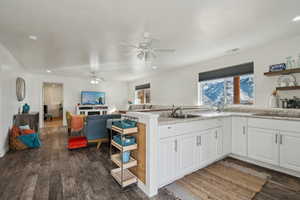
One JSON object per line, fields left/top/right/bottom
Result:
{"left": 81, "top": 91, "right": 105, "bottom": 105}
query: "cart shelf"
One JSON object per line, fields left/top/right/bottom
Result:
{"left": 112, "top": 125, "right": 138, "bottom": 135}
{"left": 111, "top": 153, "right": 137, "bottom": 169}
{"left": 111, "top": 140, "right": 137, "bottom": 151}
{"left": 111, "top": 168, "right": 137, "bottom": 188}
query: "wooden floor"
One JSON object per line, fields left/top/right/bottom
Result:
{"left": 0, "top": 126, "right": 176, "bottom": 200}
{"left": 228, "top": 157, "right": 300, "bottom": 200}
{"left": 176, "top": 161, "right": 268, "bottom": 200}
{"left": 44, "top": 118, "right": 63, "bottom": 128}
{"left": 167, "top": 157, "right": 300, "bottom": 200}
{"left": 1, "top": 126, "right": 300, "bottom": 200}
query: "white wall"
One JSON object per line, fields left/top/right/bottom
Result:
{"left": 128, "top": 36, "right": 300, "bottom": 107}
{"left": 0, "top": 43, "right": 129, "bottom": 157}
{"left": 22, "top": 73, "right": 129, "bottom": 128}
{"left": 0, "top": 43, "right": 26, "bottom": 157}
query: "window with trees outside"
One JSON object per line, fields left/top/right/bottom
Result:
{"left": 198, "top": 63, "right": 254, "bottom": 106}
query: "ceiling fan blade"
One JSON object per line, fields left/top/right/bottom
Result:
{"left": 95, "top": 77, "right": 105, "bottom": 82}
{"left": 153, "top": 48, "right": 176, "bottom": 53}
{"left": 120, "top": 43, "right": 139, "bottom": 49}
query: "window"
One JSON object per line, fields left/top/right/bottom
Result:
{"left": 198, "top": 63, "right": 254, "bottom": 106}
{"left": 134, "top": 83, "right": 151, "bottom": 104}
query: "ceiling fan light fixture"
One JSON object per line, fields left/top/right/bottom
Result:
{"left": 90, "top": 78, "right": 99, "bottom": 85}
{"left": 137, "top": 51, "right": 144, "bottom": 60}
{"left": 293, "top": 15, "right": 300, "bottom": 22}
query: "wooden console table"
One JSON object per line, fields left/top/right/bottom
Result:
{"left": 13, "top": 112, "right": 39, "bottom": 131}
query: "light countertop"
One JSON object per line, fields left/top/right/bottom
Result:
{"left": 158, "top": 111, "right": 300, "bottom": 125}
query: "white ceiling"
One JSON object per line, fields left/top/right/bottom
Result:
{"left": 0, "top": 0, "right": 300, "bottom": 81}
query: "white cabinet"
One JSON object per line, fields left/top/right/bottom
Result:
{"left": 196, "top": 128, "right": 221, "bottom": 168}
{"left": 158, "top": 137, "right": 179, "bottom": 187}
{"left": 247, "top": 118, "right": 300, "bottom": 173}
{"left": 222, "top": 117, "right": 232, "bottom": 156}
{"left": 248, "top": 127, "right": 279, "bottom": 165}
{"left": 215, "top": 127, "right": 223, "bottom": 157}
{"left": 196, "top": 130, "right": 211, "bottom": 167}
{"left": 280, "top": 131, "right": 300, "bottom": 172}
{"left": 179, "top": 133, "right": 198, "bottom": 175}
{"left": 158, "top": 119, "right": 225, "bottom": 187}
{"left": 232, "top": 117, "right": 248, "bottom": 157}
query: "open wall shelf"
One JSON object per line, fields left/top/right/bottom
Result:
{"left": 276, "top": 86, "right": 300, "bottom": 91}
{"left": 264, "top": 68, "right": 300, "bottom": 76}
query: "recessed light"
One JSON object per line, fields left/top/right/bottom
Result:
{"left": 152, "top": 66, "right": 158, "bottom": 70}
{"left": 293, "top": 16, "right": 300, "bottom": 22}
{"left": 29, "top": 35, "right": 38, "bottom": 40}
{"left": 46, "top": 69, "right": 51, "bottom": 73}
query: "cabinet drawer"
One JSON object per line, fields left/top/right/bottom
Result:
{"left": 248, "top": 117, "right": 300, "bottom": 132}
{"left": 159, "top": 119, "right": 223, "bottom": 139}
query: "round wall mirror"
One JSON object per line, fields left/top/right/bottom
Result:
{"left": 16, "top": 77, "right": 26, "bottom": 102}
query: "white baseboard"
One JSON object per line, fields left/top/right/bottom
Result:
{"left": 230, "top": 154, "right": 300, "bottom": 178}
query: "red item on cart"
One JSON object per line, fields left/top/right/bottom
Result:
{"left": 68, "top": 136, "right": 88, "bottom": 149}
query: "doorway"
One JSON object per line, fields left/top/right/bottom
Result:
{"left": 43, "top": 82, "right": 63, "bottom": 128}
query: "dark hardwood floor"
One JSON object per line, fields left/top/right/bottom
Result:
{"left": 1, "top": 126, "right": 300, "bottom": 200}
{"left": 0, "top": 127, "right": 176, "bottom": 200}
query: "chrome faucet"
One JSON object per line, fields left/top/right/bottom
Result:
{"left": 216, "top": 103, "right": 224, "bottom": 112}
{"left": 170, "top": 105, "right": 182, "bottom": 117}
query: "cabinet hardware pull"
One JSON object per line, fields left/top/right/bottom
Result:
{"left": 196, "top": 136, "right": 199, "bottom": 146}
{"left": 243, "top": 126, "right": 246, "bottom": 135}
{"left": 168, "top": 127, "right": 171, "bottom": 129}
{"left": 275, "top": 134, "right": 278, "bottom": 144}
{"left": 215, "top": 131, "right": 218, "bottom": 139}
{"left": 280, "top": 135, "right": 283, "bottom": 145}
{"left": 175, "top": 140, "right": 178, "bottom": 152}
{"left": 199, "top": 136, "right": 202, "bottom": 146}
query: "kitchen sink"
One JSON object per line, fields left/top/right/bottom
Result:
{"left": 170, "top": 114, "right": 199, "bottom": 119}
{"left": 197, "top": 112, "right": 226, "bottom": 117}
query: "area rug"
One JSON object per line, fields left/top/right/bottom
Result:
{"left": 166, "top": 160, "right": 269, "bottom": 200}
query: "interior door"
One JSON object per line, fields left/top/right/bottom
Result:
{"left": 232, "top": 117, "right": 248, "bottom": 156}
{"left": 248, "top": 127, "right": 279, "bottom": 165}
{"left": 179, "top": 133, "right": 197, "bottom": 175}
{"left": 280, "top": 131, "right": 300, "bottom": 172}
{"left": 158, "top": 137, "right": 179, "bottom": 187}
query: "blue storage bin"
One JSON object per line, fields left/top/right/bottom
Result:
{"left": 113, "top": 135, "right": 136, "bottom": 146}
{"left": 122, "top": 151, "right": 131, "bottom": 163}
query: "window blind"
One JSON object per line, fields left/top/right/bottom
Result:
{"left": 198, "top": 62, "right": 254, "bottom": 82}
{"left": 135, "top": 83, "right": 150, "bottom": 90}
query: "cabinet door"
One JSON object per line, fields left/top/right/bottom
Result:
{"left": 248, "top": 127, "right": 279, "bottom": 165}
{"left": 280, "top": 131, "right": 300, "bottom": 172}
{"left": 158, "top": 137, "right": 179, "bottom": 187}
{"left": 232, "top": 117, "right": 248, "bottom": 156}
{"left": 214, "top": 127, "right": 223, "bottom": 157}
{"left": 196, "top": 129, "right": 217, "bottom": 167}
{"left": 222, "top": 117, "right": 232, "bottom": 156}
{"left": 179, "top": 133, "right": 197, "bottom": 175}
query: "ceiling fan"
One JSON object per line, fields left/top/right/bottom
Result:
{"left": 121, "top": 32, "right": 176, "bottom": 61}
{"left": 89, "top": 71, "right": 105, "bottom": 85}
